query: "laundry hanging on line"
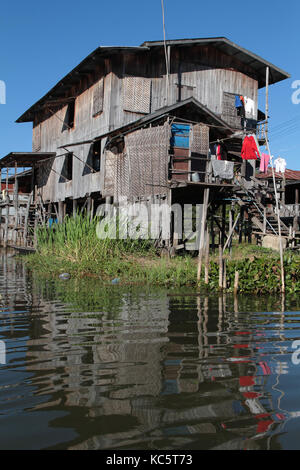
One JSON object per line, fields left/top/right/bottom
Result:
{"left": 212, "top": 159, "right": 234, "bottom": 180}
{"left": 235, "top": 95, "right": 245, "bottom": 117}
{"left": 244, "top": 96, "right": 255, "bottom": 118}
{"left": 241, "top": 134, "right": 261, "bottom": 160}
{"left": 260, "top": 153, "right": 270, "bottom": 174}
{"left": 274, "top": 157, "right": 286, "bottom": 174}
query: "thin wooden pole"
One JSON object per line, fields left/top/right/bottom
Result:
{"left": 197, "top": 188, "right": 210, "bottom": 282}
{"left": 219, "top": 244, "right": 223, "bottom": 290}
{"left": 223, "top": 259, "right": 227, "bottom": 289}
{"left": 234, "top": 271, "right": 239, "bottom": 296}
{"left": 221, "top": 203, "right": 226, "bottom": 247}
{"left": 223, "top": 213, "right": 240, "bottom": 253}
{"left": 204, "top": 226, "right": 209, "bottom": 285}
{"left": 265, "top": 66, "right": 285, "bottom": 294}
{"left": 13, "top": 162, "right": 18, "bottom": 244}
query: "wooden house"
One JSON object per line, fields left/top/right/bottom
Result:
{"left": 0, "top": 37, "right": 293, "bottom": 249}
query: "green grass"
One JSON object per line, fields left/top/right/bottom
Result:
{"left": 24, "top": 214, "right": 300, "bottom": 293}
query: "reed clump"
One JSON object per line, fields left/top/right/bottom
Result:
{"left": 24, "top": 214, "right": 300, "bottom": 292}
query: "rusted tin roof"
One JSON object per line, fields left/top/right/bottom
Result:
{"left": 257, "top": 168, "right": 300, "bottom": 181}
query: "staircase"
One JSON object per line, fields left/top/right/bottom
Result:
{"left": 235, "top": 177, "right": 290, "bottom": 237}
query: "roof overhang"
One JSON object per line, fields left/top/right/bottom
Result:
{"left": 16, "top": 46, "right": 148, "bottom": 123}
{"left": 0, "top": 152, "right": 56, "bottom": 168}
{"left": 16, "top": 37, "right": 289, "bottom": 123}
{"left": 141, "top": 37, "right": 290, "bottom": 88}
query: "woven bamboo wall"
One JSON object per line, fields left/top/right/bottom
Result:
{"left": 103, "top": 122, "right": 171, "bottom": 202}
{"left": 125, "top": 122, "right": 170, "bottom": 200}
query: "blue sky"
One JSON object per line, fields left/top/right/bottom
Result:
{"left": 0, "top": 0, "right": 299, "bottom": 168}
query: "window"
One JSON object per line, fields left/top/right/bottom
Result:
{"left": 91, "top": 140, "right": 101, "bottom": 172}
{"left": 83, "top": 141, "right": 101, "bottom": 175}
{"left": 92, "top": 79, "right": 104, "bottom": 117}
{"left": 60, "top": 153, "right": 73, "bottom": 181}
{"left": 62, "top": 100, "right": 75, "bottom": 131}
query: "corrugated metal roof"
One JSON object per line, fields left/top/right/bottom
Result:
{"left": 16, "top": 37, "right": 290, "bottom": 123}
{"left": 0, "top": 152, "right": 56, "bottom": 168}
{"left": 257, "top": 169, "right": 300, "bottom": 181}
{"left": 141, "top": 37, "right": 290, "bottom": 87}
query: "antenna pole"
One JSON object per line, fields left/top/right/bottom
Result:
{"left": 161, "top": 0, "right": 169, "bottom": 104}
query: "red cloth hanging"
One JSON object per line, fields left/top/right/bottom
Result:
{"left": 241, "top": 135, "right": 260, "bottom": 160}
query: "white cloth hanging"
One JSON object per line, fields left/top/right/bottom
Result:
{"left": 244, "top": 96, "right": 255, "bottom": 118}
{"left": 274, "top": 157, "right": 286, "bottom": 174}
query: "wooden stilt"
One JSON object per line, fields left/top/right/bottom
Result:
{"left": 197, "top": 188, "right": 210, "bottom": 282}
{"left": 239, "top": 206, "right": 244, "bottom": 244}
{"left": 219, "top": 245, "right": 223, "bottom": 290}
{"left": 221, "top": 203, "right": 226, "bottom": 247}
{"left": 204, "top": 226, "right": 209, "bottom": 285}
{"left": 234, "top": 271, "right": 239, "bottom": 296}
{"left": 222, "top": 259, "right": 227, "bottom": 289}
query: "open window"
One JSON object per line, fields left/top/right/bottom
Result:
{"left": 60, "top": 152, "right": 73, "bottom": 182}
{"left": 83, "top": 141, "right": 101, "bottom": 175}
{"left": 91, "top": 140, "right": 101, "bottom": 172}
{"left": 62, "top": 100, "right": 75, "bottom": 131}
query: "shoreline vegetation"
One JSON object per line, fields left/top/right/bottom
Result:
{"left": 23, "top": 214, "right": 300, "bottom": 295}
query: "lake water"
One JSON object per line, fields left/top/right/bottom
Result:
{"left": 0, "top": 250, "right": 300, "bottom": 450}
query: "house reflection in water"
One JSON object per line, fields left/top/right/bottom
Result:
{"left": 0, "top": 252, "right": 297, "bottom": 450}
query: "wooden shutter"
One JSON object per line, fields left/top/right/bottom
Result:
{"left": 92, "top": 78, "right": 104, "bottom": 117}
{"left": 33, "top": 124, "right": 41, "bottom": 152}
{"left": 123, "top": 76, "right": 151, "bottom": 114}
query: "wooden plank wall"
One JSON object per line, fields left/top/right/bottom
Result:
{"left": 34, "top": 45, "right": 259, "bottom": 204}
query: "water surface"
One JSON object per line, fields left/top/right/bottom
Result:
{"left": 0, "top": 251, "right": 300, "bottom": 450}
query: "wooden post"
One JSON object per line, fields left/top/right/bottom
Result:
{"left": 87, "top": 196, "right": 91, "bottom": 218}
{"left": 4, "top": 167, "right": 8, "bottom": 248}
{"left": 58, "top": 201, "right": 64, "bottom": 224}
{"left": 219, "top": 245, "right": 223, "bottom": 290}
{"left": 33, "top": 209, "right": 38, "bottom": 249}
{"left": 234, "top": 271, "right": 239, "bottom": 296}
{"left": 221, "top": 203, "right": 226, "bottom": 247}
{"left": 239, "top": 206, "right": 244, "bottom": 244}
{"left": 223, "top": 213, "right": 240, "bottom": 253}
{"left": 229, "top": 206, "right": 233, "bottom": 254}
{"left": 23, "top": 192, "right": 32, "bottom": 247}
{"left": 197, "top": 188, "right": 210, "bottom": 282}
{"left": 90, "top": 198, "right": 94, "bottom": 221}
{"left": 13, "top": 162, "right": 18, "bottom": 244}
{"left": 73, "top": 199, "right": 78, "bottom": 217}
{"left": 211, "top": 215, "right": 215, "bottom": 252}
{"left": 223, "top": 259, "right": 227, "bottom": 289}
{"left": 204, "top": 227, "right": 209, "bottom": 285}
